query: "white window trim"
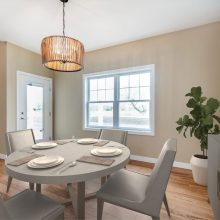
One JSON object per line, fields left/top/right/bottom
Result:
{"left": 82, "top": 65, "right": 155, "bottom": 136}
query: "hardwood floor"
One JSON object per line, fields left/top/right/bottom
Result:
{"left": 0, "top": 159, "right": 214, "bottom": 220}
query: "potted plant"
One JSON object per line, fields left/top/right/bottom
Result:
{"left": 176, "top": 86, "right": 220, "bottom": 186}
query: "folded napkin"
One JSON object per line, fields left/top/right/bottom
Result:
{"left": 77, "top": 156, "right": 114, "bottom": 166}
{"left": 7, "top": 154, "right": 43, "bottom": 166}
{"left": 93, "top": 140, "right": 110, "bottom": 147}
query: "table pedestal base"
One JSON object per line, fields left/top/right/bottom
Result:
{"left": 66, "top": 176, "right": 107, "bottom": 220}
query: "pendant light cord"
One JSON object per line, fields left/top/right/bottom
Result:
{"left": 63, "top": 1, "right": 65, "bottom": 36}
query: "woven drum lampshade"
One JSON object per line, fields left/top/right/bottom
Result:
{"left": 41, "top": 35, "right": 84, "bottom": 72}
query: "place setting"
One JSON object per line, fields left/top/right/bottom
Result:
{"left": 75, "top": 145, "right": 123, "bottom": 167}
{"left": 7, "top": 154, "right": 65, "bottom": 170}
{"left": 27, "top": 155, "right": 64, "bottom": 169}
{"left": 74, "top": 138, "right": 124, "bottom": 166}
{"left": 76, "top": 138, "right": 98, "bottom": 145}
{"left": 91, "top": 147, "right": 122, "bottom": 157}
{"left": 32, "top": 142, "right": 58, "bottom": 150}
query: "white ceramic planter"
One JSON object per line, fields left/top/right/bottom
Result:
{"left": 190, "top": 155, "right": 208, "bottom": 186}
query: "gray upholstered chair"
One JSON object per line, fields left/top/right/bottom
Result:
{"left": 98, "top": 129, "right": 128, "bottom": 171}
{"left": 97, "top": 129, "right": 128, "bottom": 145}
{"left": 96, "top": 138, "right": 177, "bottom": 220}
{"left": 0, "top": 189, "right": 64, "bottom": 220}
{"left": 5, "top": 129, "right": 40, "bottom": 192}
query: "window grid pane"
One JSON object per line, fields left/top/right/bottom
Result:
{"left": 119, "top": 72, "right": 150, "bottom": 101}
{"left": 85, "top": 67, "right": 154, "bottom": 133}
{"left": 89, "top": 77, "right": 114, "bottom": 102}
{"left": 88, "top": 103, "right": 113, "bottom": 127}
{"left": 119, "top": 101, "right": 150, "bottom": 130}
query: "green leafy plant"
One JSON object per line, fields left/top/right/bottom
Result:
{"left": 176, "top": 86, "right": 220, "bottom": 157}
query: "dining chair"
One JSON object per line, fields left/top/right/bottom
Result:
{"left": 97, "top": 129, "right": 128, "bottom": 145}
{"left": 98, "top": 128, "right": 128, "bottom": 171}
{"left": 0, "top": 189, "right": 64, "bottom": 220}
{"left": 5, "top": 129, "right": 40, "bottom": 193}
{"left": 96, "top": 138, "right": 177, "bottom": 220}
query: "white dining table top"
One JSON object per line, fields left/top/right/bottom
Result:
{"left": 5, "top": 140, "right": 130, "bottom": 184}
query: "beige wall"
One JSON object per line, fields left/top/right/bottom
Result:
{"left": 0, "top": 42, "right": 54, "bottom": 154}
{"left": 6, "top": 42, "right": 54, "bottom": 133}
{"left": 0, "top": 42, "right": 7, "bottom": 155}
{"left": 54, "top": 22, "right": 220, "bottom": 163}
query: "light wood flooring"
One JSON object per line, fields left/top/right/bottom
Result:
{"left": 0, "top": 160, "right": 214, "bottom": 220}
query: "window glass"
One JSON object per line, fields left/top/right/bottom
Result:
{"left": 84, "top": 66, "right": 155, "bottom": 134}
{"left": 90, "top": 79, "right": 97, "bottom": 90}
{"left": 130, "top": 74, "right": 139, "bottom": 87}
{"left": 130, "top": 88, "right": 139, "bottom": 100}
{"left": 120, "top": 75, "right": 129, "bottom": 88}
{"left": 98, "top": 78, "right": 105, "bottom": 90}
{"left": 27, "top": 85, "right": 43, "bottom": 140}
{"left": 119, "top": 102, "right": 150, "bottom": 129}
{"left": 106, "top": 89, "right": 114, "bottom": 101}
{"left": 98, "top": 90, "right": 105, "bottom": 101}
{"left": 106, "top": 77, "right": 114, "bottom": 89}
{"left": 120, "top": 88, "right": 129, "bottom": 100}
{"left": 90, "top": 91, "right": 97, "bottom": 101}
{"left": 88, "top": 103, "right": 113, "bottom": 127}
{"left": 140, "top": 87, "right": 150, "bottom": 100}
{"left": 140, "top": 73, "right": 150, "bottom": 86}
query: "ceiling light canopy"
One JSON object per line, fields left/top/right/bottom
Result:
{"left": 41, "top": 0, "right": 84, "bottom": 72}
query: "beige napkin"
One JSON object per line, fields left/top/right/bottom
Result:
{"left": 93, "top": 140, "right": 110, "bottom": 147}
{"left": 7, "top": 154, "right": 43, "bottom": 166}
{"left": 77, "top": 156, "right": 114, "bottom": 166}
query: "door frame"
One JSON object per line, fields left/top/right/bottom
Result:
{"left": 16, "top": 71, "right": 53, "bottom": 140}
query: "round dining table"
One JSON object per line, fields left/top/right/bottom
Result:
{"left": 5, "top": 140, "right": 130, "bottom": 220}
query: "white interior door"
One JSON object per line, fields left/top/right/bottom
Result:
{"left": 17, "top": 71, "right": 52, "bottom": 141}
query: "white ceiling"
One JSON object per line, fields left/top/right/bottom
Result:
{"left": 0, "top": 0, "right": 220, "bottom": 54}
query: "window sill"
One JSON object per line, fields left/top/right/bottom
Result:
{"left": 83, "top": 127, "right": 155, "bottom": 136}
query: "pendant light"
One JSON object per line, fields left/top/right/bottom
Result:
{"left": 41, "top": 0, "right": 84, "bottom": 72}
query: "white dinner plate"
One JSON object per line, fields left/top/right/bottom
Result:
{"left": 77, "top": 138, "right": 98, "bottom": 145}
{"left": 32, "top": 142, "right": 57, "bottom": 149}
{"left": 32, "top": 155, "right": 60, "bottom": 166}
{"left": 27, "top": 156, "right": 64, "bottom": 169}
{"left": 91, "top": 147, "right": 122, "bottom": 157}
{"left": 96, "top": 147, "right": 117, "bottom": 155}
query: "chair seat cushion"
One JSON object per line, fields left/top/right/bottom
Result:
{"left": 4, "top": 190, "right": 64, "bottom": 220}
{"left": 97, "top": 169, "right": 150, "bottom": 204}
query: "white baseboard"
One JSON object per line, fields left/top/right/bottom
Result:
{"left": 0, "top": 153, "right": 6, "bottom": 160}
{"left": 130, "top": 154, "right": 191, "bottom": 170}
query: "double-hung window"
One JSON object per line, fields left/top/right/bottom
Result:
{"left": 83, "top": 65, "right": 155, "bottom": 135}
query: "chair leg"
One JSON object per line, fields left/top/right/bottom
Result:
{"left": 97, "top": 198, "right": 104, "bottom": 220}
{"left": 163, "top": 193, "right": 171, "bottom": 217}
{"left": 29, "top": 182, "right": 34, "bottom": 190}
{"left": 152, "top": 216, "right": 160, "bottom": 220}
{"left": 6, "top": 176, "right": 13, "bottom": 193}
{"left": 36, "top": 183, "right": 41, "bottom": 193}
{"left": 101, "top": 176, "right": 107, "bottom": 186}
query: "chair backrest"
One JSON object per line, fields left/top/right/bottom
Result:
{"left": 143, "top": 138, "right": 177, "bottom": 215}
{"left": 5, "top": 129, "right": 36, "bottom": 155}
{"left": 98, "top": 129, "right": 128, "bottom": 145}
